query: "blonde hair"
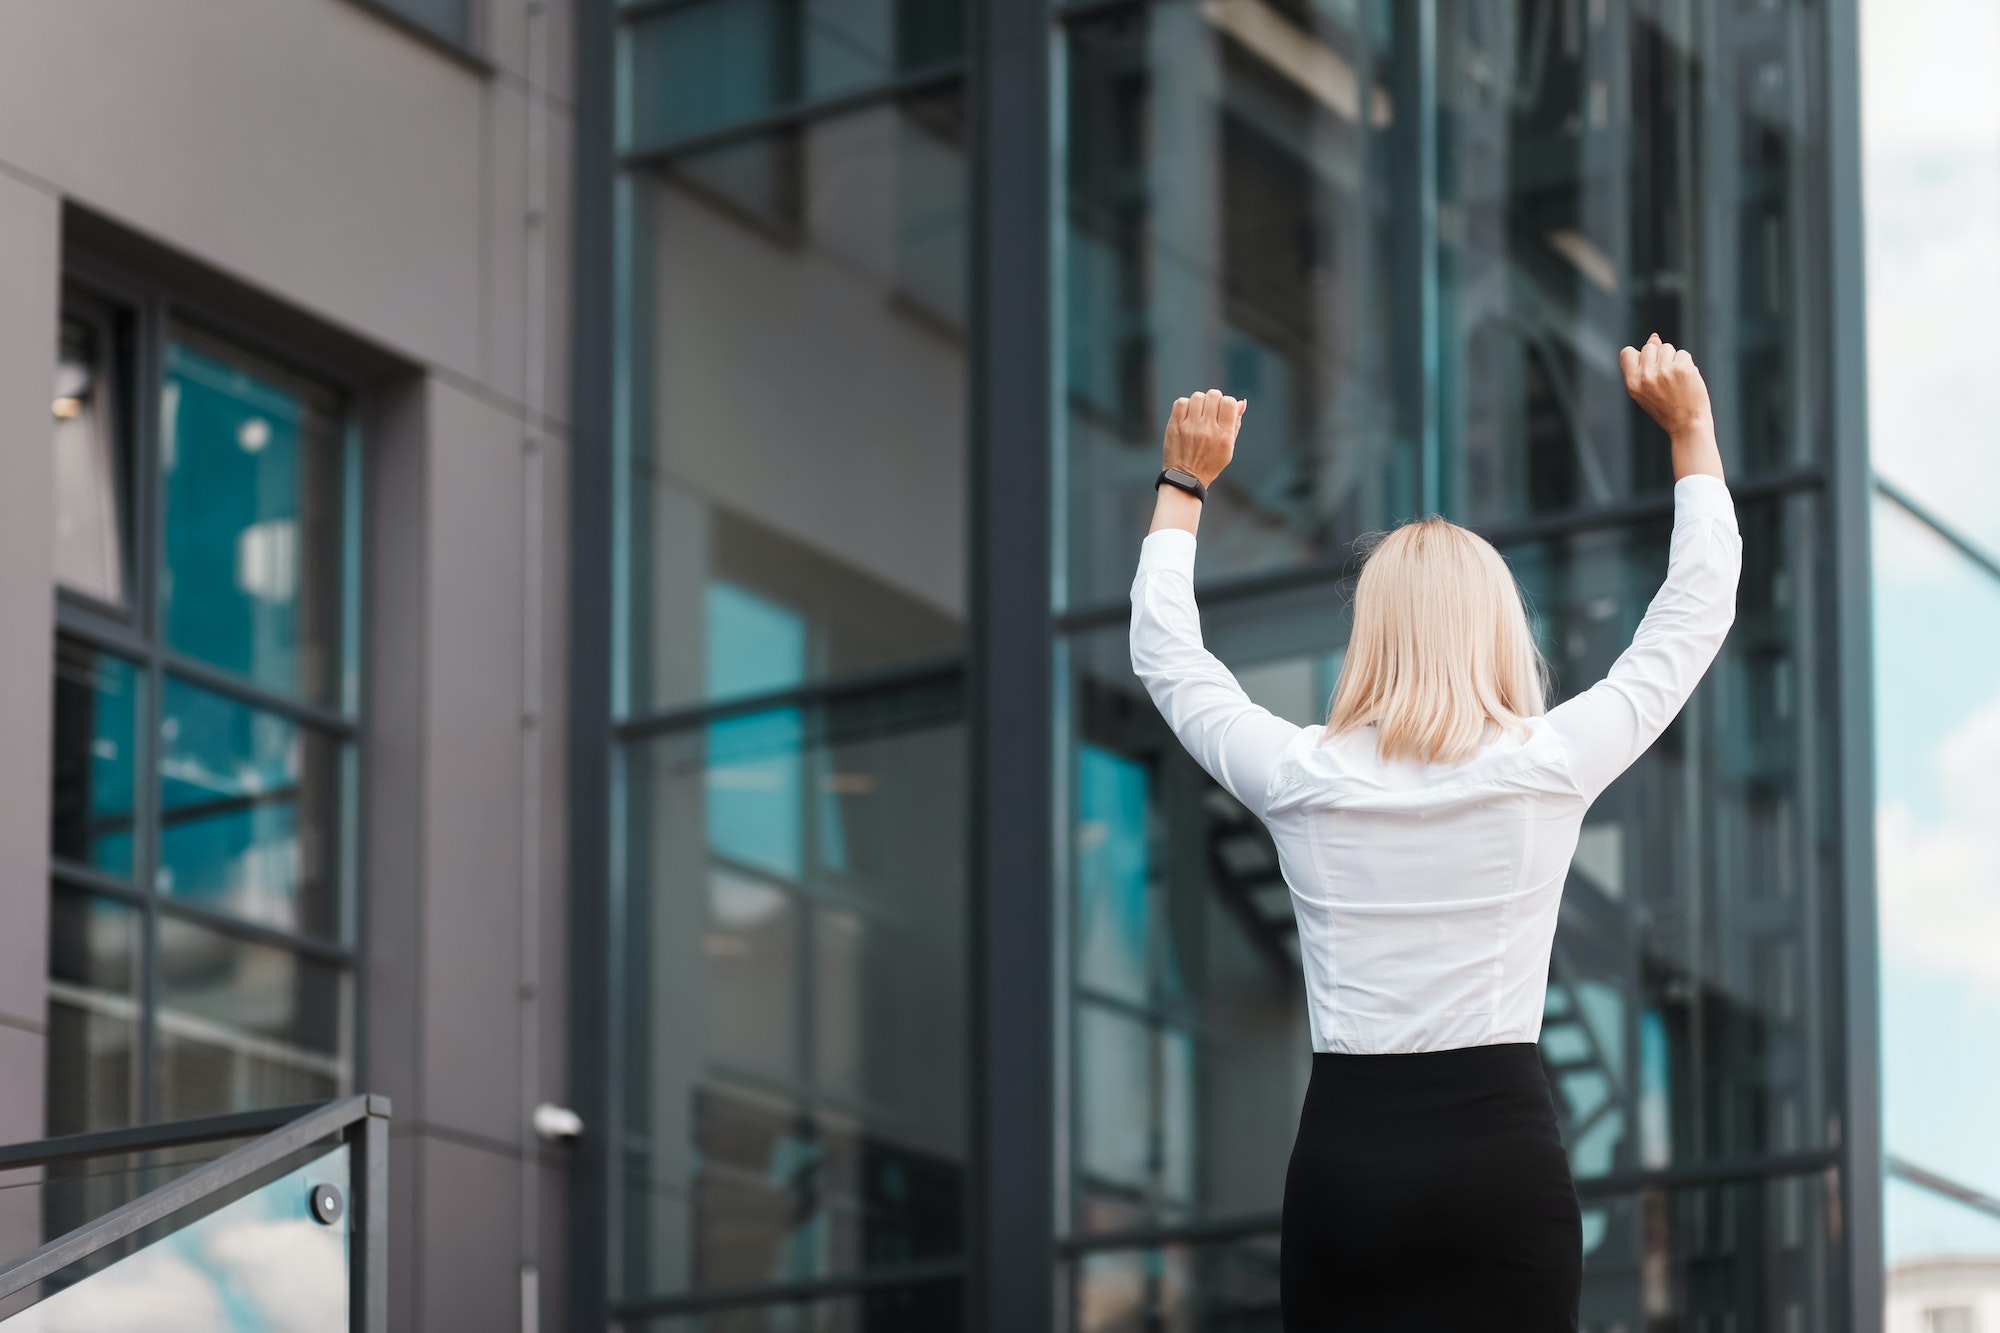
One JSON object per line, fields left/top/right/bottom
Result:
{"left": 1324, "top": 516, "right": 1550, "bottom": 766}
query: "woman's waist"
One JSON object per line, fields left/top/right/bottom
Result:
{"left": 1300, "top": 1041, "right": 1559, "bottom": 1132}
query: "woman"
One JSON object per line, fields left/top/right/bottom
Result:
{"left": 1130, "top": 335, "right": 1738, "bottom": 1330}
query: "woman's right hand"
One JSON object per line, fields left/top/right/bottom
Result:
{"left": 1619, "top": 334, "right": 1725, "bottom": 481}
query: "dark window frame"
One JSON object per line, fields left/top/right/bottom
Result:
{"left": 340, "top": 0, "right": 494, "bottom": 72}
{"left": 49, "top": 248, "right": 370, "bottom": 1133}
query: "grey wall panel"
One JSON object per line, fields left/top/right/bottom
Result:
{"left": 365, "top": 377, "right": 432, "bottom": 1133}
{"left": 0, "top": 0, "right": 487, "bottom": 382}
{"left": 419, "top": 1135, "right": 525, "bottom": 1332}
{"left": 0, "top": 173, "right": 59, "bottom": 1048}
{"left": 488, "top": 0, "right": 576, "bottom": 109}
{"left": 420, "top": 378, "right": 529, "bottom": 1149}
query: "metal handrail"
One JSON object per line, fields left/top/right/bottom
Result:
{"left": 0, "top": 1093, "right": 390, "bottom": 1328}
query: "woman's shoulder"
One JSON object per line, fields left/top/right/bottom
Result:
{"left": 1267, "top": 717, "right": 1580, "bottom": 812}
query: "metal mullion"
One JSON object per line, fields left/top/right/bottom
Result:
{"left": 617, "top": 61, "right": 967, "bottom": 170}
{"left": 151, "top": 896, "right": 356, "bottom": 969}
{"left": 50, "top": 860, "right": 148, "bottom": 908}
{"left": 1052, "top": 465, "right": 1831, "bottom": 634}
{"left": 156, "top": 650, "right": 358, "bottom": 738}
{"left": 608, "top": 1258, "right": 966, "bottom": 1322}
{"left": 136, "top": 287, "right": 168, "bottom": 1129}
{"left": 615, "top": 655, "right": 964, "bottom": 742}
{"left": 52, "top": 603, "right": 151, "bottom": 661}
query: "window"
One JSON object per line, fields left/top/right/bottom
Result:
{"left": 47, "top": 274, "right": 360, "bottom": 1136}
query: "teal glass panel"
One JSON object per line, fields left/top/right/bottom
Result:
{"left": 619, "top": 685, "right": 965, "bottom": 1301}
{"left": 1873, "top": 495, "right": 2000, "bottom": 1243}
{"left": 1075, "top": 745, "right": 1153, "bottom": 1006}
{"left": 158, "top": 677, "right": 341, "bottom": 939}
{"left": 45, "top": 890, "right": 140, "bottom": 1137}
{"left": 0, "top": 1146, "right": 350, "bottom": 1330}
{"left": 50, "top": 640, "right": 140, "bottom": 877}
{"left": 623, "top": 97, "right": 967, "bottom": 717}
{"left": 625, "top": 0, "right": 965, "bottom": 152}
{"left": 161, "top": 329, "right": 343, "bottom": 704}
{"left": 157, "top": 916, "right": 347, "bottom": 1121}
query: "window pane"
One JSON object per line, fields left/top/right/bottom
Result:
{"left": 1061, "top": 4, "right": 1407, "bottom": 608}
{"left": 1059, "top": 0, "right": 1825, "bottom": 607}
{"left": 158, "top": 676, "right": 342, "bottom": 940}
{"left": 619, "top": 685, "right": 965, "bottom": 1301}
{"left": 45, "top": 889, "right": 140, "bottom": 1136}
{"left": 161, "top": 328, "right": 344, "bottom": 704}
{"left": 50, "top": 640, "right": 141, "bottom": 877}
{"left": 156, "top": 915, "right": 347, "bottom": 1121}
{"left": 1576, "top": 1177, "right": 1837, "bottom": 1327}
{"left": 625, "top": 96, "right": 966, "bottom": 715}
{"left": 1885, "top": 1174, "right": 2000, "bottom": 1295}
{"left": 52, "top": 308, "right": 131, "bottom": 606}
{"left": 1873, "top": 496, "right": 2000, "bottom": 1218}
{"left": 625, "top": 0, "right": 964, "bottom": 152}
{"left": 1073, "top": 1238, "right": 1281, "bottom": 1333}
{"left": 628, "top": 1283, "right": 963, "bottom": 1333}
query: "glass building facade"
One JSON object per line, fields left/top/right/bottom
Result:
{"left": 565, "top": 0, "right": 1962, "bottom": 1328}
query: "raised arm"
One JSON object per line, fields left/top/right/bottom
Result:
{"left": 1547, "top": 336, "right": 1742, "bottom": 802}
{"left": 1130, "top": 390, "right": 1301, "bottom": 812}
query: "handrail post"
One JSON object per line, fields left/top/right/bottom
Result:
{"left": 350, "top": 1094, "right": 392, "bottom": 1332}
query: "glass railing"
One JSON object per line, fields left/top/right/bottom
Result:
{"left": 0, "top": 1096, "right": 387, "bottom": 1330}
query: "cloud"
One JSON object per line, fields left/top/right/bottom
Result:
{"left": 7, "top": 1250, "right": 225, "bottom": 1333}
{"left": 1877, "top": 690, "right": 2000, "bottom": 996}
{"left": 204, "top": 1217, "right": 347, "bottom": 1333}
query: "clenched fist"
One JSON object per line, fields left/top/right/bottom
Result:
{"left": 1618, "top": 333, "right": 1725, "bottom": 482}
{"left": 1163, "top": 389, "right": 1246, "bottom": 485}
{"left": 1619, "top": 333, "right": 1710, "bottom": 438}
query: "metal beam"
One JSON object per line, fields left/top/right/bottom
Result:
{"left": 967, "top": 0, "right": 1056, "bottom": 1326}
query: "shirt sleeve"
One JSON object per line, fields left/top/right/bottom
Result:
{"left": 1546, "top": 474, "right": 1743, "bottom": 804}
{"left": 1129, "top": 529, "right": 1303, "bottom": 813}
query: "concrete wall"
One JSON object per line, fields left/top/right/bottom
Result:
{"left": 0, "top": 2, "right": 574, "bottom": 1327}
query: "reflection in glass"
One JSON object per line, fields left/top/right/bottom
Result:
{"left": 52, "top": 310, "right": 130, "bottom": 606}
{"left": 1068, "top": 612, "right": 1325, "bottom": 1236}
{"left": 161, "top": 329, "right": 343, "bottom": 703}
{"left": 378, "top": 0, "right": 470, "bottom": 44}
{"left": 1062, "top": 3, "right": 1407, "bottom": 606}
{"left": 0, "top": 1148, "right": 349, "bottom": 1329}
{"left": 1873, "top": 496, "right": 2000, "bottom": 1259}
{"left": 1575, "top": 1178, "right": 1834, "bottom": 1328}
{"left": 626, "top": 0, "right": 964, "bottom": 152}
{"left": 620, "top": 686, "right": 966, "bottom": 1300}
{"left": 158, "top": 677, "right": 340, "bottom": 939}
{"left": 626, "top": 97, "right": 966, "bottom": 715}
{"left": 45, "top": 890, "right": 140, "bottom": 1137}
{"left": 156, "top": 916, "right": 346, "bottom": 1121}
{"left": 1512, "top": 494, "right": 1831, "bottom": 1178}
{"left": 1073, "top": 1238, "right": 1280, "bottom": 1333}
{"left": 50, "top": 641, "right": 140, "bottom": 877}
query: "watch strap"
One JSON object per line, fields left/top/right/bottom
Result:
{"left": 1156, "top": 467, "right": 1208, "bottom": 502}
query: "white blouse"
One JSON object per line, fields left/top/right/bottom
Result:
{"left": 1129, "top": 475, "right": 1742, "bottom": 1055}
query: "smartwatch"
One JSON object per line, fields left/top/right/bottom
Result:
{"left": 1156, "top": 468, "right": 1208, "bottom": 503}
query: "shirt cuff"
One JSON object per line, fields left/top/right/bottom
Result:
{"left": 1136, "top": 528, "right": 1198, "bottom": 580}
{"left": 1674, "top": 474, "right": 1738, "bottom": 532}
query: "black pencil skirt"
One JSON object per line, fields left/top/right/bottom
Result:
{"left": 1280, "top": 1042, "right": 1581, "bottom": 1331}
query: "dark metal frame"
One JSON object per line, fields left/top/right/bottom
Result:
{"left": 50, "top": 247, "right": 369, "bottom": 1128}
{"left": 0, "top": 1095, "right": 391, "bottom": 1328}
